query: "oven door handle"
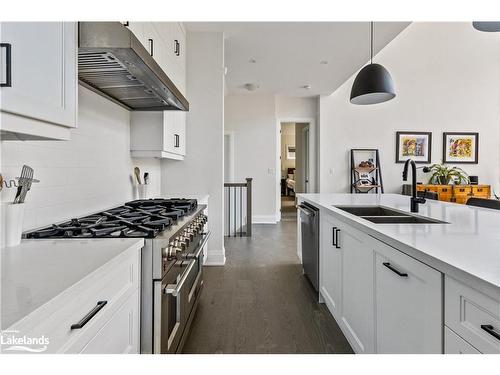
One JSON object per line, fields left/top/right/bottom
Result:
{"left": 164, "top": 259, "right": 196, "bottom": 297}
{"left": 187, "top": 231, "right": 211, "bottom": 259}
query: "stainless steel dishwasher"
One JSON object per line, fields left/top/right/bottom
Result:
{"left": 298, "top": 201, "right": 319, "bottom": 292}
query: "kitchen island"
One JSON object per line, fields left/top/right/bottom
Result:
{"left": 297, "top": 193, "right": 500, "bottom": 354}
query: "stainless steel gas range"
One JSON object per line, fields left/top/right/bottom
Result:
{"left": 24, "top": 198, "right": 210, "bottom": 354}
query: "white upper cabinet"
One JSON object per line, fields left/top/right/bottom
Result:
{"left": 126, "top": 22, "right": 187, "bottom": 160}
{"left": 126, "top": 22, "right": 186, "bottom": 95}
{"left": 130, "top": 111, "right": 186, "bottom": 160}
{"left": 0, "top": 22, "right": 77, "bottom": 140}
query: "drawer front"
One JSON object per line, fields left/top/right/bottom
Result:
{"left": 445, "top": 326, "right": 481, "bottom": 354}
{"left": 79, "top": 289, "right": 139, "bottom": 354}
{"left": 471, "top": 186, "right": 490, "bottom": 198}
{"left": 8, "top": 247, "right": 140, "bottom": 353}
{"left": 445, "top": 276, "right": 500, "bottom": 354}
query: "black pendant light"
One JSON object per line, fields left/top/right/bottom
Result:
{"left": 350, "top": 22, "right": 396, "bottom": 105}
{"left": 472, "top": 22, "right": 500, "bottom": 32}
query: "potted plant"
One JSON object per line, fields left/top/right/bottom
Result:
{"left": 425, "top": 164, "right": 470, "bottom": 185}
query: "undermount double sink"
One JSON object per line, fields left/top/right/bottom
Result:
{"left": 334, "top": 205, "right": 449, "bottom": 224}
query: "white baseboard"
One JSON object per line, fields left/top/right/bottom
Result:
{"left": 252, "top": 215, "right": 278, "bottom": 224}
{"left": 204, "top": 248, "right": 226, "bottom": 266}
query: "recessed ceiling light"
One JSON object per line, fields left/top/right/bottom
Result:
{"left": 249, "top": 58, "right": 256, "bottom": 63}
{"left": 302, "top": 85, "right": 312, "bottom": 90}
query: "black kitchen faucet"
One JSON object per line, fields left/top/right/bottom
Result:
{"left": 402, "top": 159, "right": 426, "bottom": 213}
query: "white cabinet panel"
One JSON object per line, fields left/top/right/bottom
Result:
{"left": 0, "top": 22, "right": 77, "bottom": 139}
{"left": 320, "top": 213, "right": 342, "bottom": 318}
{"left": 131, "top": 110, "right": 186, "bottom": 160}
{"left": 445, "top": 276, "right": 500, "bottom": 354}
{"left": 374, "top": 241, "right": 442, "bottom": 353}
{"left": 80, "top": 290, "right": 140, "bottom": 354}
{"left": 445, "top": 326, "right": 481, "bottom": 354}
{"left": 338, "top": 223, "right": 374, "bottom": 353}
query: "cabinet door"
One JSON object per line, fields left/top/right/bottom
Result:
{"left": 0, "top": 22, "right": 77, "bottom": 128}
{"left": 79, "top": 290, "right": 140, "bottom": 354}
{"left": 174, "top": 111, "right": 186, "bottom": 156}
{"left": 374, "top": 241, "right": 442, "bottom": 353}
{"left": 338, "top": 223, "right": 375, "bottom": 353}
{"left": 320, "top": 213, "right": 342, "bottom": 319}
{"left": 162, "top": 111, "right": 177, "bottom": 154}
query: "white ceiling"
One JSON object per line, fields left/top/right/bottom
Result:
{"left": 185, "top": 22, "right": 410, "bottom": 97}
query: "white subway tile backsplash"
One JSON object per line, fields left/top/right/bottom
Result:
{"left": 1, "top": 87, "right": 162, "bottom": 231}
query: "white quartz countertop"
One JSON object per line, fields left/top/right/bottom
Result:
{"left": 298, "top": 193, "right": 500, "bottom": 291}
{"left": 1, "top": 238, "right": 144, "bottom": 329}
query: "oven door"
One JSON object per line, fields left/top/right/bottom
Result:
{"left": 186, "top": 231, "right": 210, "bottom": 307}
{"left": 154, "top": 259, "right": 197, "bottom": 353}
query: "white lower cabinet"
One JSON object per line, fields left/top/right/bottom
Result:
{"left": 337, "top": 222, "right": 374, "bottom": 353}
{"left": 373, "top": 241, "right": 442, "bottom": 353}
{"left": 130, "top": 111, "right": 186, "bottom": 160}
{"left": 445, "top": 276, "right": 500, "bottom": 354}
{"left": 445, "top": 326, "right": 481, "bottom": 354}
{"left": 318, "top": 209, "right": 443, "bottom": 354}
{"left": 6, "top": 245, "right": 141, "bottom": 354}
{"left": 320, "top": 214, "right": 342, "bottom": 318}
{"left": 79, "top": 290, "right": 140, "bottom": 354}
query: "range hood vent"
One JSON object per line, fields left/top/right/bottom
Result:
{"left": 78, "top": 22, "right": 189, "bottom": 111}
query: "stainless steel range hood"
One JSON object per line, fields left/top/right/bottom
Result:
{"left": 78, "top": 22, "right": 189, "bottom": 111}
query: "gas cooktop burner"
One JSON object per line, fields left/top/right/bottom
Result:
{"left": 25, "top": 198, "right": 198, "bottom": 239}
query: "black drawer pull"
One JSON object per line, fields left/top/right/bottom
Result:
{"left": 332, "top": 227, "right": 337, "bottom": 247}
{"left": 174, "top": 134, "right": 180, "bottom": 147}
{"left": 1, "top": 43, "right": 12, "bottom": 87}
{"left": 481, "top": 324, "right": 500, "bottom": 341}
{"left": 71, "top": 301, "right": 107, "bottom": 330}
{"left": 383, "top": 262, "right": 408, "bottom": 277}
{"left": 148, "top": 38, "right": 154, "bottom": 57}
{"left": 335, "top": 229, "right": 341, "bottom": 249}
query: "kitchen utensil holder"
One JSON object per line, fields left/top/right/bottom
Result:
{"left": 1, "top": 202, "right": 25, "bottom": 247}
{"left": 138, "top": 184, "right": 149, "bottom": 199}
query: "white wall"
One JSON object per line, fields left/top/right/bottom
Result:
{"left": 161, "top": 32, "right": 226, "bottom": 265}
{"left": 225, "top": 94, "right": 318, "bottom": 223}
{"left": 225, "top": 94, "right": 277, "bottom": 223}
{"left": 1, "top": 86, "right": 161, "bottom": 231}
{"left": 319, "top": 22, "right": 500, "bottom": 194}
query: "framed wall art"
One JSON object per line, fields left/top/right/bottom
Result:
{"left": 396, "top": 131, "right": 432, "bottom": 164}
{"left": 442, "top": 132, "right": 478, "bottom": 164}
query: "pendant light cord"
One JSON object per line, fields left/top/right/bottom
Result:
{"left": 370, "top": 21, "right": 373, "bottom": 64}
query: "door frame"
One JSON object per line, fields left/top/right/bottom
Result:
{"left": 276, "top": 117, "right": 316, "bottom": 222}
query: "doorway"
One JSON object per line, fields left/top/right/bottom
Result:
{"left": 279, "top": 121, "right": 312, "bottom": 221}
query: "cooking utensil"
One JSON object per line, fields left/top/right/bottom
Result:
{"left": 144, "top": 172, "right": 149, "bottom": 185}
{"left": 13, "top": 165, "right": 34, "bottom": 204}
{"left": 134, "top": 167, "right": 142, "bottom": 185}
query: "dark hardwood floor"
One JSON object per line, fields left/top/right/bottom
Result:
{"left": 182, "top": 220, "right": 353, "bottom": 354}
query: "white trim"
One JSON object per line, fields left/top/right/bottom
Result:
{"left": 252, "top": 215, "right": 278, "bottom": 224}
{"left": 224, "top": 131, "right": 235, "bottom": 182}
{"left": 204, "top": 248, "right": 226, "bottom": 266}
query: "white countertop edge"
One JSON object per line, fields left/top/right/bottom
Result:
{"left": 298, "top": 194, "right": 500, "bottom": 295}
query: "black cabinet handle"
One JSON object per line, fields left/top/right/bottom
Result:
{"left": 332, "top": 227, "right": 337, "bottom": 247}
{"left": 174, "top": 134, "right": 180, "bottom": 148}
{"left": 71, "top": 301, "right": 107, "bottom": 330}
{"left": 1, "top": 43, "right": 12, "bottom": 87}
{"left": 335, "top": 229, "right": 341, "bottom": 249}
{"left": 174, "top": 39, "right": 180, "bottom": 56}
{"left": 148, "top": 38, "right": 154, "bottom": 57}
{"left": 383, "top": 262, "right": 408, "bottom": 277}
{"left": 481, "top": 324, "right": 500, "bottom": 341}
